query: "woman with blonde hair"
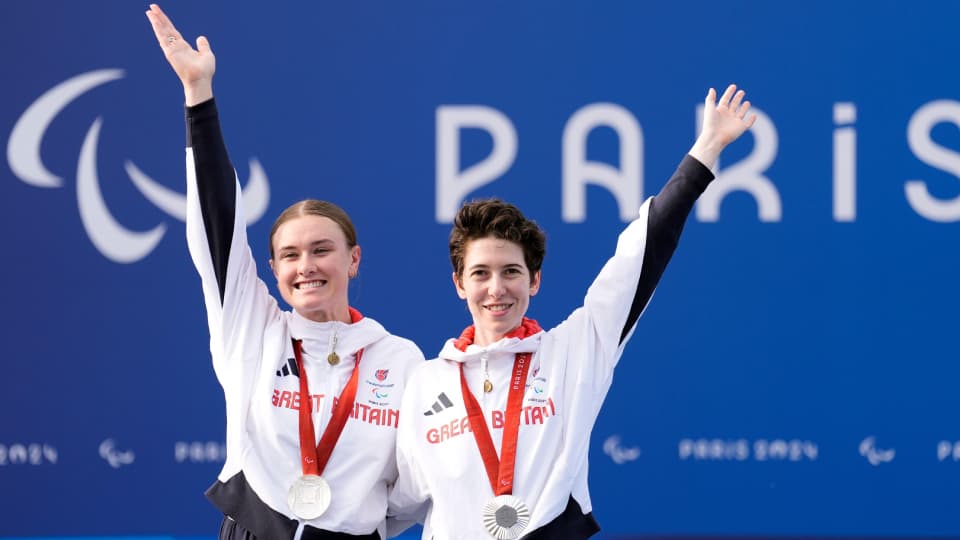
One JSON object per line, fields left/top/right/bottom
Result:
{"left": 146, "top": 5, "right": 424, "bottom": 539}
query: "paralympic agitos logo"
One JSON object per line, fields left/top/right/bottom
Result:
{"left": 7, "top": 69, "right": 270, "bottom": 263}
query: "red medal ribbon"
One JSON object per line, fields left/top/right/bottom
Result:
{"left": 292, "top": 308, "right": 365, "bottom": 476}
{"left": 460, "top": 352, "right": 532, "bottom": 495}
{"left": 456, "top": 317, "right": 541, "bottom": 495}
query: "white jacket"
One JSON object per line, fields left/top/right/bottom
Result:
{"left": 186, "top": 99, "right": 425, "bottom": 540}
{"left": 390, "top": 155, "right": 713, "bottom": 540}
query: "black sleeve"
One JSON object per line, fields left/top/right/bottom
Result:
{"left": 186, "top": 98, "right": 236, "bottom": 305}
{"left": 619, "top": 154, "right": 715, "bottom": 344}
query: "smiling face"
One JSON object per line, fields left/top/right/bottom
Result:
{"left": 269, "top": 214, "right": 359, "bottom": 323}
{"left": 454, "top": 236, "right": 541, "bottom": 347}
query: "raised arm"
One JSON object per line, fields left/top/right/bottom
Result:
{"left": 146, "top": 4, "right": 238, "bottom": 304}
{"left": 147, "top": 5, "right": 277, "bottom": 389}
{"left": 689, "top": 84, "right": 756, "bottom": 169}
{"left": 617, "top": 84, "right": 756, "bottom": 343}
{"left": 145, "top": 3, "right": 214, "bottom": 106}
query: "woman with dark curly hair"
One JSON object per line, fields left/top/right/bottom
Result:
{"left": 392, "top": 85, "right": 757, "bottom": 540}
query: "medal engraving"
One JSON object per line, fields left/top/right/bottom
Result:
{"left": 287, "top": 475, "right": 332, "bottom": 520}
{"left": 495, "top": 504, "right": 518, "bottom": 526}
{"left": 483, "top": 379, "right": 493, "bottom": 393}
{"left": 482, "top": 495, "right": 530, "bottom": 539}
{"left": 327, "top": 352, "right": 340, "bottom": 365}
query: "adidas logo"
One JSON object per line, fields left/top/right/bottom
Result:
{"left": 275, "top": 358, "right": 300, "bottom": 378}
{"left": 423, "top": 392, "right": 454, "bottom": 416}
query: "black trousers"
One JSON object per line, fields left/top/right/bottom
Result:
{"left": 218, "top": 515, "right": 381, "bottom": 540}
{"left": 219, "top": 516, "right": 258, "bottom": 540}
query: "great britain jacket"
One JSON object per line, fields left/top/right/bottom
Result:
{"left": 185, "top": 99, "right": 425, "bottom": 540}
{"left": 390, "top": 155, "right": 714, "bottom": 540}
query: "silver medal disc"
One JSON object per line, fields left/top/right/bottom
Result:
{"left": 287, "top": 474, "right": 332, "bottom": 520}
{"left": 482, "top": 494, "right": 530, "bottom": 539}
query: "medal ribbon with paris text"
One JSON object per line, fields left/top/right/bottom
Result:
{"left": 456, "top": 317, "right": 541, "bottom": 495}
{"left": 292, "top": 336, "right": 364, "bottom": 477}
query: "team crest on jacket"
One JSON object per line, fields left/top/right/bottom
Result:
{"left": 375, "top": 369, "right": 389, "bottom": 381}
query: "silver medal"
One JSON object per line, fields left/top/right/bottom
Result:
{"left": 287, "top": 474, "right": 332, "bottom": 520}
{"left": 482, "top": 494, "right": 530, "bottom": 539}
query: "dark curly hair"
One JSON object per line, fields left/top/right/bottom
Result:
{"left": 449, "top": 198, "right": 546, "bottom": 282}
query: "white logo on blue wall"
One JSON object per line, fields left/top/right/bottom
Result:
{"left": 7, "top": 69, "right": 270, "bottom": 263}
{"left": 859, "top": 436, "right": 895, "bottom": 466}
{"left": 603, "top": 435, "right": 640, "bottom": 465}
{"left": 99, "top": 438, "right": 135, "bottom": 468}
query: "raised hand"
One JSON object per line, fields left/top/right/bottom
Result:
{"left": 145, "top": 4, "right": 215, "bottom": 106}
{"left": 689, "top": 84, "right": 757, "bottom": 169}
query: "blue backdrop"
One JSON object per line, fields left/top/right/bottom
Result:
{"left": 2, "top": 1, "right": 959, "bottom": 538}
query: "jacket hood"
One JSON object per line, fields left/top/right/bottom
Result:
{"left": 288, "top": 308, "right": 389, "bottom": 358}
{"left": 438, "top": 331, "right": 543, "bottom": 364}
